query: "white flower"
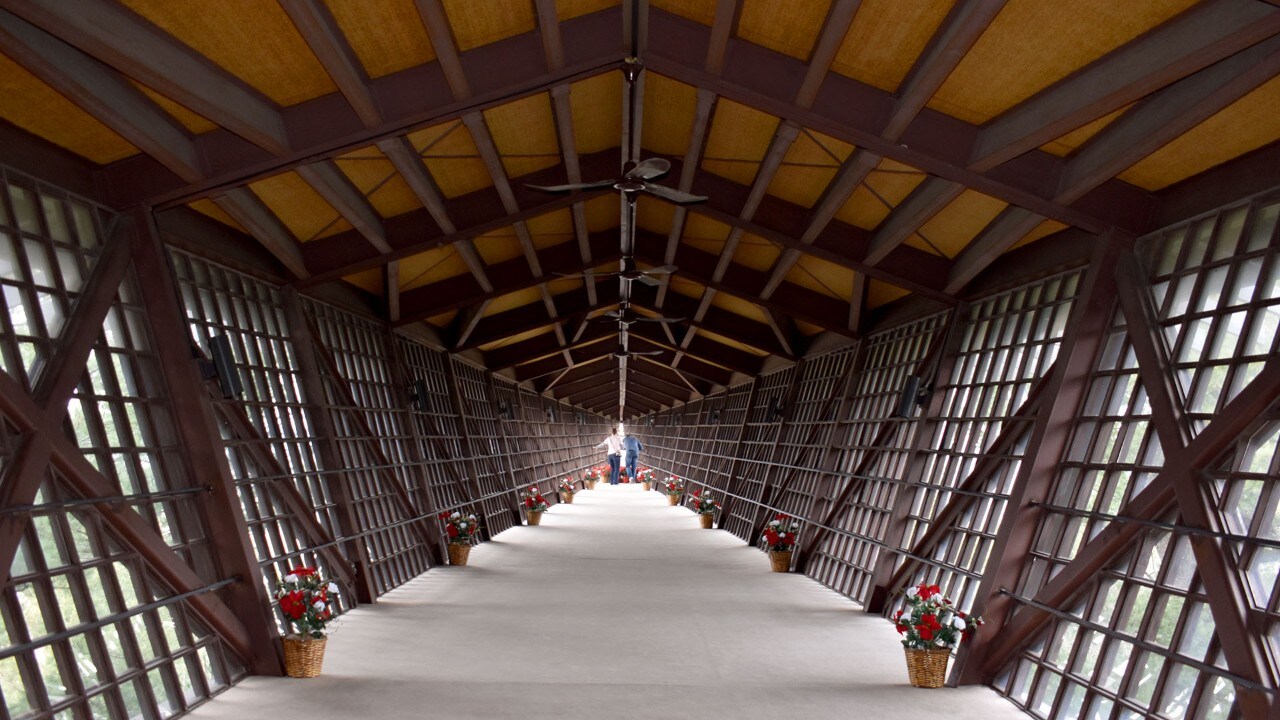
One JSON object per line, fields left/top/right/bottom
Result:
{"left": 312, "top": 599, "right": 326, "bottom": 610}
{"left": 450, "top": 512, "right": 461, "bottom": 519}
{"left": 327, "top": 582, "right": 339, "bottom": 594}
{"left": 458, "top": 522, "right": 468, "bottom": 529}
{"left": 952, "top": 616, "right": 967, "bottom": 630}
{"left": 284, "top": 574, "right": 298, "bottom": 584}
{"left": 905, "top": 587, "right": 918, "bottom": 598}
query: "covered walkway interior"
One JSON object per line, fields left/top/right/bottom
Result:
{"left": 188, "top": 486, "right": 1021, "bottom": 720}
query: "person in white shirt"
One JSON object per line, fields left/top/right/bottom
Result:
{"left": 595, "top": 427, "right": 624, "bottom": 485}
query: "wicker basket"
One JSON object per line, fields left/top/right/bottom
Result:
{"left": 642, "top": 481, "right": 651, "bottom": 491}
{"left": 699, "top": 513, "right": 714, "bottom": 529}
{"left": 667, "top": 494, "right": 680, "bottom": 506}
{"left": 526, "top": 510, "right": 543, "bottom": 526}
{"left": 904, "top": 647, "right": 951, "bottom": 688}
{"left": 447, "top": 543, "right": 471, "bottom": 566}
{"left": 561, "top": 492, "right": 575, "bottom": 504}
{"left": 587, "top": 480, "right": 597, "bottom": 490}
{"left": 282, "top": 636, "right": 327, "bottom": 678}
{"left": 768, "top": 550, "right": 792, "bottom": 573}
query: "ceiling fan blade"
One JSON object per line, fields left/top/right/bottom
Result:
{"left": 636, "top": 316, "right": 685, "bottom": 323}
{"left": 636, "top": 274, "right": 663, "bottom": 287}
{"left": 641, "top": 183, "right": 709, "bottom": 205}
{"left": 525, "top": 179, "right": 616, "bottom": 194}
{"left": 626, "top": 158, "right": 671, "bottom": 181}
{"left": 634, "top": 349, "right": 665, "bottom": 356}
{"left": 640, "top": 264, "right": 677, "bottom": 275}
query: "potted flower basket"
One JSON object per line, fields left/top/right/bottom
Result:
{"left": 439, "top": 510, "right": 479, "bottom": 566}
{"left": 762, "top": 514, "right": 800, "bottom": 572}
{"left": 640, "top": 468, "right": 654, "bottom": 491}
{"left": 689, "top": 489, "right": 720, "bottom": 529}
{"left": 558, "top": 478, "right": 576, "bottom": 504}
{"left": 585, "top": 469, "right": 598, "bottom": 490}
{"left": 662, "top": 477, "right": 684, "bottom": 505}
{"left": 523, "top": 486, "right": 549, "bottom": 525}
{"left": 893, "top": 582, "right": 984, "bottom": 688}
{"left": 274, "top": 566, "right": 338, "bottom": 678}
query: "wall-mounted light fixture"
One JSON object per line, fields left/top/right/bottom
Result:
{"left": 199, "top": 334, "right": 244, "bottom": 398}
{"left": 893, "top": 375, "right": 930, "bottom": 418}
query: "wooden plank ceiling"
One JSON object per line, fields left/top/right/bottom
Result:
{"left": 1, "top": 0, "right": 1278, "bottom": 419}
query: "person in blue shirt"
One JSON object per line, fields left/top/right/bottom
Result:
{"left": 621, "top": 433, "right": 643, "bottom": 482}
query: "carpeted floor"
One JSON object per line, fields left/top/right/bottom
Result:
{"left": 186, "top": 484, "right": 1027, "bottom": 720}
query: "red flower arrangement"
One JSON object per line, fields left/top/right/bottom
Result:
{"left": 438, "top": 511, "right": 480, "bottom": 545}
{"left": 689, "top": 489, "right": 721, "bottom": 515}
{"left": 558, "top": 478, "right": 576, "bottom": 495}
{"left": 661, "top": 476, "right": 684, "bottom": 496}
{"left": 761, "top": 514, "right": 801, "bottom": 551}
{"left": 523, "top": 486, "right": 549, "bottom": 512}
{"left": 274, "top": 566, "right": 338, "bottom": 639}
{"left": 892, "top": 581, "right": 984, "bottom": 650}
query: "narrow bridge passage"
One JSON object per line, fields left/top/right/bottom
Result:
{"left": 189, "top": 486, "right": 1025, "bottom": 720}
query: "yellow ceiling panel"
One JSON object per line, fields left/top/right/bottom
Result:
{"left": 441, "top": 0, "right": 536, "bottom": 52}
{"left": 248, "top": 171, "right": 346, "bottom": 242}
{"left": 1040, "top": 105, "right": 1129, "bottom": 157}
{"left": 120, "top": 0, "right": 336, "bottom": 106}
{"left": 1011, "top": 219, "right": 1068, "bottom": 251}
{"left": 134, "top": 83, "right": 217, "bottom": 134}
{"left": 484, "top": 93, "right": 561, "bottom": 179}
{"left": 867, "top": 279, "right": 911, "bottom": 309}
{"left": 930, "top": 0, "right": 1197, "bottom": 124}
{"left": 570, "top": 73, "right": 623, "bottom": 155}
{"left": 583, "top": 194, "right": 622, "bottom": 233}
{"left": 485, "top": 286, "right": 545, "bottom": 316}
{"left": 527, "top": 208, "right": 576, "bottom": 249}
{"left": 788, "top": 255, "right": 851, "bottom": 300}
{"left": 642, "top": 74, "right": 698, "bottom": 157}
{"left": 1119, "top": 76, "right": 1280, "bottom": 191}
{"left": 835, "top": 158, "right": 926, "bottom": 229}
{"left": 407, "top": 120, "right": 464, "bottom": 153}
{"left": 557, "top": 0, "right": 620, "bottom": 21}
{"left": 668, "top": 275, "right": 705, "bottom": 301}
{"left": 702, "top": 98, "right": 780, "bottom": 186}
{"left": 188, "top": 198, "right": 245, "bottom": 232}
{"left": 698, "top": 328, "right": 770, "bottom": 356}
{"left": 472, "top": 227, "right": 525, "bottom": 265}
{"left": 651, "top": 0, "right": 717, "bottom": 25}
{"left": 794, "top": 319, "right": 822, "bottom": 336}
{"left": 684, "top": 213, "right": 732, "bottom": 242}
{"left": 0, "top": 53, "right": 138, "bottom": 163}
{"left": 636, "top": 196, "right": 676, "bottom": 235}
{"left": 710, "top": 293, "right": 767, "bottom": 324}
{"left": 343, "top": 267, "right": 382, "bottom": 294}
{"left": 326, "top": 0, "right": 436, "bottom": 79}
{"left": 738, "top": 0, "right": 832, "bottom": 61}
{"left": 914, "top": 190, "right": 1007, "bottom": 259}
{"left": 400, "top": 245, "right": 470, "bottom": 291}
{"left": 480, "top": 325, "right": 553, "bottom": 352}
{"left": 731, "top": 233, "right": 781, "bottom": 272}
{"left": 418, "top": 124, "right": 493, "bottom": 199}
{"left": 831, "top": 0, "right": 953, "bottom": 93}
{"left": 427, "top": 309, "right": 458, "bottom": 327}
{"left": 333, "top": 147, "right": 424, "bottom": 219}
{"left": 765, "top": 129, "right": 852, "bottom": 208}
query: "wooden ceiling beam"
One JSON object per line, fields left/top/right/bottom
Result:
{"left": 970, "top": 0, "right": 1280, "bottom": 171}
{"left": 210, "top": 188, "right": 309, "bottom": 279}
{"left": 944, "top": 207, "right": 1045, "bottom": 295}
{"left": 394, "top": 233, "right": 619, "bottom": 324}
{"left": 882, "top": 0, "right": 1007, "bottom": 141}
{"left": 627, "top": 323, "right": 765, "bottom": 377}
{"left": 487, "top": 323, "right": 616, "bottom": 371}
{"left": 795, "top": 0, "right": 861, "bottom": 108}
{"left": 376, "top": 136, "right": 456, "bottom": 233}
{"left": 705, "top": 0, "right": 739, "bottom": 76}
{"left": 279, "top": 0, "right": 380, "bottom": 127}
{"left": 461, "top": 285, "right": 621, "bottom": 351}
{"left": 4, "top": 0, "right": 288, "bottom": 154}
{"left": 628, "top": 290, "right": 790, "bottom": 358}
{"left": 864, "top": 177, "right": 964, "bottom": 265}
{"left": 644, "top": 10, "right": 1152, "bottom": 234}
{"left": 1056, "top": 34, "right": 1280, "bottom": 205}
{"left": 296, "top": 160, "right": 391, "bottom": 254}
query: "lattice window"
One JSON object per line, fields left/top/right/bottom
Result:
{"left": 397, "top": 340, "right": 469, "bottom": 516}
{"left": 994, "top": 193, "right": 1280, "bottom": 719}
{"left": 0, "top": 173, "right": 237, "bottom": 719}
{"left": 901, "top": 271, "right": 1082, "bottom": 609}
{"left": 808, "top": 313, "right": 944, "bottom": 603}
{"left": 307, "top": 301, "right": 429, "bottom": 593}
{"left": 169, "top": 251, "right": 345, "bottom": 605}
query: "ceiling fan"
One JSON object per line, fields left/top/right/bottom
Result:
{"left": 556, "top": 256, "right": 676, "bottom": 287}
{"left": 592, "top": 304, "right": 684, "bottom": 325}
{"left": 526, "top": 158, "right": 708, "bottom": 205}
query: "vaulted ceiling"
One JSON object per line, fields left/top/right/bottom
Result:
{"left": 1, "top": 0, "right": 1278, "bottom": 419}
